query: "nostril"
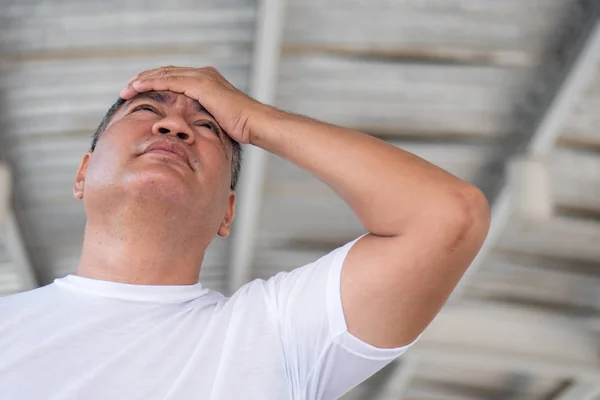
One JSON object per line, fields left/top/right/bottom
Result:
{"left": 177, "top": 132, "right": 189, "bottom": 140}
{"left": 158, "top": 127, "right": 170, "bottom": 134}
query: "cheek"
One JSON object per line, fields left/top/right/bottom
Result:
{"left": 85, "top": 150, "right": 123, "bottom": 189}
{"left": 207, "top": 157, "right": 232, "bottom": 195}
{"left": 194, "top": 138, "right": 231, "bottom": 175}
{"left": 86, "top": 133, "right": 135, "bottom": 185}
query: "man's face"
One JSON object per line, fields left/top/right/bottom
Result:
{"left": 74, "top": 91, "right": 236, "bottom": 237}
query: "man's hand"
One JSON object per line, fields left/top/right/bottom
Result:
{"left": 119, "top": 66, "right": 266, "bottom": 144}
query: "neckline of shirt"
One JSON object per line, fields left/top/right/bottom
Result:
{"left": 54, "top": 274, "right": 210, "bottom": 303}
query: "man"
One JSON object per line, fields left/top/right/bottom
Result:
{"left": 0, "top": 66, "right": 490, "bottom": 399}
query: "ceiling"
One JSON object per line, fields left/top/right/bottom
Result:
{"left": 1, "top": 0, "right": 599, "bottom": 399}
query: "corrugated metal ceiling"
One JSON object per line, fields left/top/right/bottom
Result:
{"left": 1, "top": 0, "right": 599, "bottom": 398}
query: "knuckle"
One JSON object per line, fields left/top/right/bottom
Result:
{"left": 156, "top": 67, "right": 173, "bottom": 78}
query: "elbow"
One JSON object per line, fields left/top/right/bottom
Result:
{"left": 459, "top": 184, "right": 490, "bottom": 227}
{"left": 440, "top": 184, "right": 491, "bottom": 252}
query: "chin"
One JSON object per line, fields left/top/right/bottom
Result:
{"left": 122, "top": 167, "right": 198, "bottom": 208}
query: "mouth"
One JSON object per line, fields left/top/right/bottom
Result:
{"left": 143, "top": 141, "right": 193, "bottom": 169}
{"left": 146, "top": 149, "right": 188, "bottom": 165}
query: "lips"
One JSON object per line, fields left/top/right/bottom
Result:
{"left": 144, "top": 140, "right": 192, "bottom": 168}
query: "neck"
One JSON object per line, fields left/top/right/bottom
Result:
{"left": 76, "top": 213, "right": 208, "bottom": 286}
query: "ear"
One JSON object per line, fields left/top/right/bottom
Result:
{"left": 73, "top": 152, "right": 92, "bottom": 200}
{"left": 217, "top": 191, "right": 236, "bottom": 237}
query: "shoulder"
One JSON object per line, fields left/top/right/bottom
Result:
{"left": 0, "top": 284, "right": 63, "bottom": 323}
{"left": 216, "top": 278, "right": 280, "bottom": 318}
{"left": 0, "top": 284, "right": 58, "bottom": 305}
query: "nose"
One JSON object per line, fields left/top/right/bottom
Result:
{"left": 151, "top": 117, "right": 195, "bottom": 144}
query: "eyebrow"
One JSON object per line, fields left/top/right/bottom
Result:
{"left": 126, "top": 91, "right": 212, "bottom": 117}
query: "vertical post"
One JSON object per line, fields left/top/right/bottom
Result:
{"left": 228, "top": 0, "right": 287, "bottom": 294}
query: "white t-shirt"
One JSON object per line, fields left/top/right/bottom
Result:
{"left": 0, "top": 237, "right": 414, "bottom": 400}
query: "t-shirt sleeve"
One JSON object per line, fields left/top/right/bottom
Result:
{"left": 263, "top": 235, "right": 418, "bottom": 400}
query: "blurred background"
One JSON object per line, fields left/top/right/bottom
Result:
{"left": 1, "top": 0, "right": 600, "bottom": 399}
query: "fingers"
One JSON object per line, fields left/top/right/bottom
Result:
{"left": 138, "top": 66, "right": 195, "bottom": 79}
{"left": 119, "top": 71, "right": 180, "bottom": 100}
{"left": 121, "top": 75, "right": 209, "bottom": 106}
{"left": 119, "top": 84, "right": 139, "bottom": 100}
{"left": 132, "top": 75, "right": 189, "bottom": 96}
{"left": 119, "top": 66, "right": 216, "bottom": 100}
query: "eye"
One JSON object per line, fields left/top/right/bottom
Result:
{"left": 131, "top": 104, "right": 160, "bottom": 114}
{"left": 195, "top": 122, "right": 217, "bottom": 133}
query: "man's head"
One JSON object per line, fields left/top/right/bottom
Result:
{"left": 74, "top": 91, "right": 241, "bottom": 239}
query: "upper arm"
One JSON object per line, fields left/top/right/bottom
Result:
{"left": 266, "top": 241, "right": 416, "bottom": 399}
{"left": 340, "top": 185, "right": 491, "bottom": 348}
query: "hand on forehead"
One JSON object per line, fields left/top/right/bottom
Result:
{"left": 120, "top": 66, "right": 206, "bottom": 101}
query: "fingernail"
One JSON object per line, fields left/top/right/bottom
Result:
{"left": 128, "top": 75, "right": 138, "bottom": 84}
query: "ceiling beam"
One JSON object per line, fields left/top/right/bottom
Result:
{"left": 228, "top": 0, "right": 286, "bottom": 294}
{"left": 467, "top": 252, "right": 600, "bottom": 312}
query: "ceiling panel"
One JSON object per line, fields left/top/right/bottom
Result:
{"left": 284, "top": 0, "right": 570, "bottom": 66}
{"left": 277, "top": 55, "right": 531, "bottom": 137}
{"left": 2, "top": 0, "right": 600, "bottom": 398}
{"left": 0, "top": 0, "right": 255, "bottom": 53}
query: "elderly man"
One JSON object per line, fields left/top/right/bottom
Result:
{"left": 0, "top": 67, "right": 490, "bottom": 399}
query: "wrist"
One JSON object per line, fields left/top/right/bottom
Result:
{"left": 247, "top": 103, "right": 285, "bottom": 147}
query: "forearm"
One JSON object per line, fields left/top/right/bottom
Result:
{"left": 250, "top": 106, "right": 482, "bottom": 237}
